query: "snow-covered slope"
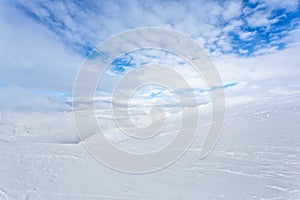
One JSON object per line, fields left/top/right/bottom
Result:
{"left": 0, "top": 96, "right": 299, "bottom": 200}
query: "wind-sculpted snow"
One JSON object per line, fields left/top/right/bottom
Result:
{"left": 0, "top": 97, "right": 299, "bottom": 199}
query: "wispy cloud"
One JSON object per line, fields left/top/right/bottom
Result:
{"left": 0, "top": 0, "right": 299, "bottom": 112}
{"left": 8, "top": 0, "right": 300, "bottom": 56}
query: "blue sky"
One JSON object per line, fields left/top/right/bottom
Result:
{"left": 9, "top": 0, "right": 300, "bottom": 56}
{"left": 0, "top": 0, "right": 300, "bottom": 111}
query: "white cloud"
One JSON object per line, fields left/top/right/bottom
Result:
{"left": 0, "top": 0, "right": 299, "bottom": 113}
{"left": 0, "top": 86, "right": 69, "bottom": 112}
{"left": 238, "top": 30, "right": 256, "bottom": 40}
{"left": 246, "top": 10, "right": 277, "bottom": 27}
{"left": 0, "top": 4, "right": 81, "bottom": 91}
{"left": 222, "top": 1, "right": 242, "bottom": 20}
{"left": 213, "top": 28, "right": 300, "bottom": 102}
{"left": 253, "top": 0, "right": 299, "bottom": 12}
{"left": 223, "top": 20, "right": 243, "bottom": 33}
